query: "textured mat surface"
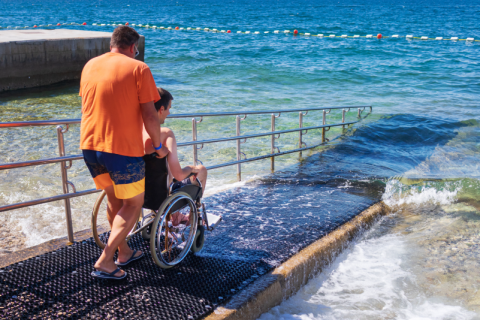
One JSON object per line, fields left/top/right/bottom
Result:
{"left": 0, "top": 234, "right": 268, "bottom": 320}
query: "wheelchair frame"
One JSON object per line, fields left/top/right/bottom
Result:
{"left": 91, "top": 178, "right": 220, "bottom": 269}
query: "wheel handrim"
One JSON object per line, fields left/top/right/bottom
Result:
{"left": 153, "top": 195, "right": 198, "bottom": 266}
{"left": 92, "top": 191, "right": 109, "bottom": 249}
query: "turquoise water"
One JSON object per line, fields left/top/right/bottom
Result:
{"left": 1, "top": 0, "right": 479, "bottom": 181}
{"left": 1, "top": 0, "right": 480, "bottom": 317}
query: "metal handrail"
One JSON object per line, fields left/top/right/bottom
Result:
{"left": 0, "top": 189, "right": 100, "bottom": 213}
{"left": 164, "top": 106, "right": 371, "bottom": 118}
{"left": 0, "top": 106, "right": 371, "bottom": 128}
{"left": 0, "top": 155, "right": 83, "bottom": 170}
{"left": 0, "top": 105, "right": 372, "bottom": 243}
{"left": 176, "top": 121, "right": 357, "bottom": 147}
{"left": 207, "top": 141, "right": 327, "bottom": 170}
{"left": 0, "top": 121, "right": 357, "bottom": 171}
{"left": 0, "top": 119, "right": 81, "bottom": 128}
{"left": 0, "top": 122, "right": 358, "bottom": 171}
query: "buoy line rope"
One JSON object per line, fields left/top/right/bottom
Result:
{"left": 1, "top": 22, "right": 478, "bottom": 43}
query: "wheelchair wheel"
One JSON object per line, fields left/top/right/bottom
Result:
{"left": 91, "top": 190, "right": 139, "bottom": 249}
{"left": 150, "top": 192, "right": 198, "bottom": 269}
{"left": 191, "top": 225, "right": 205, "bottom": 253}
{"left": 91, "top": 190, "right": 110, "bottom": 249}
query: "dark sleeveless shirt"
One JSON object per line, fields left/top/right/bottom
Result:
{"left": 143, "top": 153, "right": 169, "bottom": 211}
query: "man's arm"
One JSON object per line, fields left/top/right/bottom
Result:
{"left": 140, "top": 101, "right": 168, "bottom": 158}
{"left": 163, "top": 128, "right": 200, "bottom": 181}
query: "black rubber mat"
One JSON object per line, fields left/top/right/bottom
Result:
{"left": 0, "top": 233, "right": 268, "bottom": 320}
{"left": 0, "top": 190, "right": 375, "bottom": 319}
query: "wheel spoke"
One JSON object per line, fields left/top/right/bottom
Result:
{"left": 151, "top": 193, "right": 199, "bottom": 267}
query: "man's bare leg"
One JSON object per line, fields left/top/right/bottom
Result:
{"left": 104, "top": 185, "right": 143, "bottom": 264}
{"left": 105, "top": 185, "right": 123, "bottom": 227}
{"left": 94, "top": 191, "right": 144, "bottom": 276}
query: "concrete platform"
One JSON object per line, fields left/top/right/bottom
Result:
{"left": 0, "top": 202, "right": 387, "bottom": 320}
{"left": 0, "top": 29, "right": 145, "bottom": 92}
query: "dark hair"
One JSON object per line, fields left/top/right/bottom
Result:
{"left": 154, "top": 88, "right": 174, "bottom": 111}
{"left": 110, "top": 26, "right": 140, "bottom": 49}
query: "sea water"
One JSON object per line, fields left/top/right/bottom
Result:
{"left": 0, "top": 0, "right": 479, "bottom": 317}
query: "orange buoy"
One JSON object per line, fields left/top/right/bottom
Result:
{"left": 175, "top": 26, "right": 179, "bottom": 30}
{"left": 125, "top": 22, "right": 129, "bottom": 25}
{"left": 293, "top": 29, "right": 298, "bottom": 35}
{"left": 33, "top": 25, "right": 37, "bottom": 28}
{"left": 57, "top": 23, "right": 61, "bottom": 26}
{"left": 227, "top": 30, "right": 231, "bottom": 33}
{"left": 82, "top": 22, "right": 87, "bottom": 25}
{"left": 377, "top": 33, "right": 382, "bottom": 39}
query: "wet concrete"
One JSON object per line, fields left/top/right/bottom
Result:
{"left": 200, "top": 176, "right": 378, "bottom": 268}
{"left": 207, "top": 202, "right": 387, "bottom": 320}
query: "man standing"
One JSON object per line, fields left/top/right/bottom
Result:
{"left": 80, "top": 26, "right": 167, "bottom": 279}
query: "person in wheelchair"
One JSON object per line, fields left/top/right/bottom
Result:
{"left": 142, "top": 88, "right": 207, "bottom": 226}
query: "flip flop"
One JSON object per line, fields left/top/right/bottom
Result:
{"left": 115, "top": 250, "right": 144, "bottom": 267}
{"left": 91, "top": 267, "right": 127, "bottom": 280}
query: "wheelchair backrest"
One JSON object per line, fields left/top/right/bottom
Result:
{"left": 143, "top": 153, "right": 203, "bottom": 212}
{"left": 143, "top": 153, "right": 169, "bottom": 211}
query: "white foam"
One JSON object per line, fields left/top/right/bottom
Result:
{"left": 0, "top": 181, "right": 95, "bottom": 247}
{"left": 258, "top": 233, "right": 477, "bottom": 320}
{"left": 382, "top": 179, "right": 459, "bottom": 207}
{"left": 1, "top": 189, "right": 68, "bottom": 246}
{"left": 202, "top": 174, "right": 262, "bottom": 198}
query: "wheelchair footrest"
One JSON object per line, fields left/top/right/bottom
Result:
{"left": 206, "top": 213, "right": 222, "bottom": 230}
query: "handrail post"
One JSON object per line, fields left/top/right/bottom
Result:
{"left": 271, "top": 114, "right": 275, "bottom": 172}
{"left": 358, "top": 108, "right": 361, "bottom": 118}
{"left": 342, "top": 109, "right": 346, "bottom": 130}
{"left": 236, "top": 115, "right": 241, "bottom": 181}
{"left": 56, "top": 125, "right": 74, "bottom": 244}
{"left": 299, "top": 112, "right": 303, "bottom": 159}
{"left": 322, "top": 110, "right": 326, "bottom": 143}
{"left": 192, "top": 118, "right": 197, "bottom": 165}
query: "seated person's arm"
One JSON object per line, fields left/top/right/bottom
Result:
{"left": 163, "top": 127, "right": 200, "bottom": 181}
{"left": 143, "top": 126, "right": 160, "bottom": 155}
{"left": 141, "top": 101, "right": 169, "bottom": 158}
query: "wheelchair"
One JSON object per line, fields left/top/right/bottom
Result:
{"left": 91, "top": 154, "right": 222, "bottom": 269}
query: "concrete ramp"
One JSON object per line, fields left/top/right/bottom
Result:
{"left": 0, "top": 173, "right": 383, "bottom": 319}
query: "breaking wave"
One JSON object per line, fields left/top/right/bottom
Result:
{"left": 381, "top": 179, "right": 460, "bottom": 207}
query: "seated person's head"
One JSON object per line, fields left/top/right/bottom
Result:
{"left": 154, "top": 88, "right": 174, "bottom": 124}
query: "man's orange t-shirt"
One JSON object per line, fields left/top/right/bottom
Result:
{"left": 79, "top": 52, "right": 160, "bottom": 157}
